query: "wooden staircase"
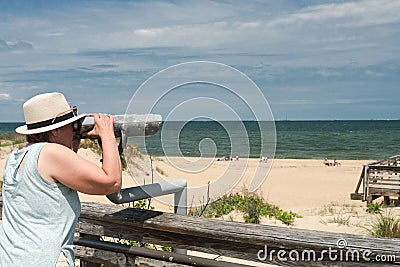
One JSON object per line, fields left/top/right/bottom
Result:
{"left": 351, "top": 155, "right": 400, "bottom": 205}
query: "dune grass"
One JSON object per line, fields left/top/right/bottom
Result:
{"left": 79, "top": 139, "right": 103, "bottom": 155}
{"left": 0, "top": 133, "right": 26, "bottom": 148}
{"left": 367, "top": 212, "right": 400, "bottom": 238}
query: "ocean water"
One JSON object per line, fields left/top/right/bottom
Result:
{"left": 1, "top": 121, "right": 400, "bottom": 160}
{"left": 130, "top": 120, "right": 400, "bottom": 160}
{"left": 0, "top": 123, "right": 23, "bottom": 135}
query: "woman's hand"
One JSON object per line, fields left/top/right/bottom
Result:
{"left": 84, "top": 113, "right": 115, "bottom": 140}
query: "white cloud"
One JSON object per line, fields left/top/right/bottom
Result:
{"left": 237, "top": 21, "right": 261, "bottom": 30}
{"left": 275, "top": 99, "right": 312, "bottom": 105}
{"left": 365, "top": 70, "right": 384, "bottom": 76}
{"left": 0, "top": 38, "right": 33, "bottom": 50}
{"left": 317, "top": 69, "right": 341, "bottom": 77}
{"left": 1, "top": 0, "right": 398, "bottom": 67}
{"left": 134, "top": 28, "right": 165, "bottom": 37}
{"left": 0, "top": 93, "right": 10, "bottom": 100}
{"left": 44, "top": 31, "right": 65, "bottom": 37}
{"left": 268, "top": 0, "right": 400, "bottom": 28}
{"left": 0, "top": 0, "right": 399, "bottom": 120}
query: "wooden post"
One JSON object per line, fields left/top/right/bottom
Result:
{"left": 364, "top": 165, "right": 369, "bottom": 202}
{"left": 384, "top": 196, "right": 391, "bottom": 206}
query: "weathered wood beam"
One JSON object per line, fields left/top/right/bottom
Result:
{"left": 76, "top": 202, "right": 400, "bottom": 266}
{"left": 1, "top": 200, "right": 400, "bottom": 266}
{"left": 368, "top": 166, "right": 400, "bottom": 171}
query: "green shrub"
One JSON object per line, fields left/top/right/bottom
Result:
{"left": 190, "top": 192, "right": 300, "bottom": 225}
{"left": 366, "top": 202, "right": 382, "bottom": 214}
{"left": 134, "top": 199, "right": 154, "bottom": 210}
{"left": 241, "top": 195, "right": 264, "bottom": 224}
{"left": 275, "top": 210, "right": 299, "bottom": 226}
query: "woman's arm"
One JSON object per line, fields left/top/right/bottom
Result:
{"left": 38, "top": 114, "right": 122, "bottom": 195}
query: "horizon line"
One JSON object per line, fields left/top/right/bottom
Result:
{"left": 1, "top": 118, "right": 399, "bottom": 124}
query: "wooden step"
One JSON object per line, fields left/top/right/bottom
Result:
{"left": 369, "top": 184, "right": 400, "bottom": 190}
{"left": 350, "top": 193, "right": 363, "bottom": 200}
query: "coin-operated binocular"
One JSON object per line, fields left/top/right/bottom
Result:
{"left": 76, "top": 114, "right": 162, "bottom": 154}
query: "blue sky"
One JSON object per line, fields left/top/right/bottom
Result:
{"left": 0, "top": 0, "right": 399, "bottom": 121}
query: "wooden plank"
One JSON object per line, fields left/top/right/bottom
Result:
{"left": 369, "top": 184, "right": 400, "bottom": 190}
{"left": 76, "top": 216, "right": 267, "bottom": 263}
{"left": 368, "top": 166, "right": 400, "bottom": 171}
{"left": 369, "top": 181, "right": 400, "bottom": 186}
{"left": 369, "top": 191, "right": 400, "bottom": 198}
{"left": 350, "top": 193, "right": 363, "bottom": 200}
{"left": 76, "top": 202, "right": 400, "bottom": 266}
{"left": 369, "top": 155, "right": 400, "bottom": 166}
{"left": 370, "top": 174, "right": 400, "bottom": 179}
{"left": 1, "top": 200, "right": 400, "bottom": 266}
{"left": 369, "top": 178, "right": 400, "bottom": 183}
{"left": 369, "top": 177, "right": 400, "bottom": 181}
{"left": 370, "top": 178, "right": 400, "bottom": 181}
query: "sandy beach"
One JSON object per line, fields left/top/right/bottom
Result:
{"left": 1, "top": 144, "right": 399, "bottom": 266}
{"left": 114, "top": 154, "right": 380, "bottom": 235}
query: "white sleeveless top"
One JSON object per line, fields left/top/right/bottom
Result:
{"left": 0, "top": 143, "right": 80, "bottom": 267}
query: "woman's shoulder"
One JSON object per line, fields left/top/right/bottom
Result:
{"left": 37, "top": 143, "right": 78, "bottom": 164}
{"left": 40, "top": 143, "right": 72, "bottom": 155}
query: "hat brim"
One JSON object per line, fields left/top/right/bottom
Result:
{"left": 16, "top": 114, "right": 87, "bottom": 135}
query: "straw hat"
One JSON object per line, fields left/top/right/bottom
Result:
{"left": 15, "top": 92, "right": 86, "bottom": 135}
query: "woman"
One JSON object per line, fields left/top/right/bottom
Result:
{"left": 0, "top": 92, "right": 122, "bottom": 266}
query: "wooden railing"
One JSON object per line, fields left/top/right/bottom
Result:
{"left": 351, "top": 155, "right": 400, "bottom": 204}
{"left": 1, "top": 200, "right": 400, "bottom": 266}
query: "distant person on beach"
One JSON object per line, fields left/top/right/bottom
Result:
{"left": 333, "top": 159, "right": 341, "bottom": 166}
{"left": 323, "top": 158, "right": 341, "bottom": 166}
{"left": 0, "top": 92, "right": 122, "bottom": 266}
